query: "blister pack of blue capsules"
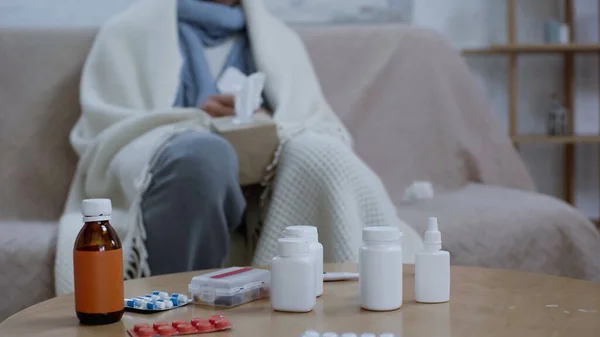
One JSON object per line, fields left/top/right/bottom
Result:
{"left": 124, "top": 291, "right": 192, "bottom": 312}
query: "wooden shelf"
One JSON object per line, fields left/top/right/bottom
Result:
{"left": 512, "top": 135, "right": 600, "bottom": 144}
{"left": 468, "top": 0, "right": 600, "bottom": 211}
{"left": 462, "top": 44, "right": 600, "bottom": 55}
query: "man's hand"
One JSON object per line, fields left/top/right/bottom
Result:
{"left": 201, "top": 94, "right": 272, "bottom": 118}
{"left": 201, "top": 94, "right": 235, "bottom": 118}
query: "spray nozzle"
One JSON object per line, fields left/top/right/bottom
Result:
{"left": 424, "top": 217, "right": 442, "bottom": 249}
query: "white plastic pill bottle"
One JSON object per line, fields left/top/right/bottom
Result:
{"left": 283, "top": 225, "right": 324, "bottom": 297}
{"left": 270, "top": 238, "right": 316, "bottom": 312}
{"left": 359, "top": 226, "right": 403, "bottom": 311}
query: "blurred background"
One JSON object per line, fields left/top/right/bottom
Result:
{"left": 3, "top": 0, "right": 597, "bottom": 219}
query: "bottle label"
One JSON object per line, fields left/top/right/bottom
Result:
{"left": 74, "top": 249, "right": 124, "bottom": 314}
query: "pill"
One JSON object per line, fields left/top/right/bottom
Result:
{"left": 341, "top": 334, "right": 358, "bottom": 337}
{"left": 193, "top": 320, "right": 213, "bottom": 332}
{"left": 323, "top": 333, "right": 338, "bottom": 337}
{"left": 171, "top": 293, "right": 188, "bottom": 303}
{"left": 164, "top": 300, "right": 174, "bottom": 308}
{"left": 134, "top": 298, "right": 145, "bottom": 307}
{"left": 155, "top": 301, "right": 166, "bottom": 309}
{"left": 191, "top": 318, "right": 208, "bottom": 324}
{"left": 134, "top": 323, "right": 150, "bottom": 332}
{"left": 151, "top": 295, "right": 160, "bottom": 301}
{"left": 137, "top": 327, "right": 156, "bottom": 337}
{"left": 209, "top": 315, "right": 225, "bottom": 324}
{"left": 304, "top": 331, "right": 321, "bottom": 337}
{"left": 177, "top": 323, "right": 196, "bottom": 333}
{"left": 145, "top": 302, "right": 157, "bottom": 310}
{"left": 153, "top": 291, "right": 170, "bottom": 299}
{"left": 170, "top": 298, "right": 180, "bottom": 306}
{"left": 212, "top": 318, "right": 231, "bottom": 330}
{"left": 158, "top": 325, "right": 177, "bottom": 336}
{"left": 125, "top": 299, "right": 136, "bottom": 307}
{"left": 153, "top": 322, "right": 169, "bottom": 330}
{"left": 379, "top": 334, "right": 395, "bottom": 337}
{"left": 172, "top": 320, "right": 187, "bottom": 328}
{"left": 192, "top": 318, "right": 210, "bottom": 326}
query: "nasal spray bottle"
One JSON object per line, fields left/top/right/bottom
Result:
{"left": 415, "top": 217, "right": 450, "bottom": 303}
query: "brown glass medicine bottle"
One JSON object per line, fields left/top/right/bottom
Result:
{"left": 73, "top": 198, "right": 124, "bottom": 325}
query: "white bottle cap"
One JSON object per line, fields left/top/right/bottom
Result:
{"left": 283, "top": 225, "right": 319, "bottom": 242}
{"left": 277, "top": 238, "right": 309, "bottom": 257}
{"left": 424, "top": 217, "right": 442, "bottom": 250}
{"left": 362, "top": 226, "right": 402, "bottom": 242}
{"left": 81, "top": 199, "right": 112, "bottom": 221}
{"left": 303, "top": 331, "right": 321, "bottom": 337}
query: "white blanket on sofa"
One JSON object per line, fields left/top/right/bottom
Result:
{"left": 54, "top": 0, "right": 423, "bottom": 295}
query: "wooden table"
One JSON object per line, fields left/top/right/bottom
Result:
{"left": 1, "top": 264, "right": 599, "bottom": 337}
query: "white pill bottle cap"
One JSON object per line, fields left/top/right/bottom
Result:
{"left": 81, "top": 198, "right": 112, "bottom": 222}
{"left": 362, "top": 226, "right": 402, "bottom": 242}
{"left": 283, "top": 226, "right": 319, "bottom": 243}
{"left": 277, "top": 238, "right": 309, "bottom": 257}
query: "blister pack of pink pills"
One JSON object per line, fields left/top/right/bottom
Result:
{"left": 127, "top": 315, "right": 232, "bottom": 337}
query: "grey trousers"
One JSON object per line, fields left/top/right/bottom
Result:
{"left": 141, "top": 131, "right": 246, "bottom": 275}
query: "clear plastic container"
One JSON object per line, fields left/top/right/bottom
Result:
{"left": 188, "top": 267, "right": 270, "bottom": 308}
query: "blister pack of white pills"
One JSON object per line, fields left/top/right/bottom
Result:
{"left": 125, "top": 291, "right": 192, "bottom": 312}
{"left": 302, "top": 332, "right": 397, "bottom": 337}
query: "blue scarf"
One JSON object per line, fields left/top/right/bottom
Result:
{"left": 174, "top": 0, "right": 257, "bottom": 108}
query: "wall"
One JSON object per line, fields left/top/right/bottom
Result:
{"left": 413, "top": 0, "right": 600, "bottom": 218}
{"left": 264, "top": 0, "right": 413, "bottom": 24}
{"left": 0, "top": 0, "right": 136, "bottom": 27}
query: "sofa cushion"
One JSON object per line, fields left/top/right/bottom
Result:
{"left": 0, "top": 221, "right": 57, "bottom": 322}
{"left": 398, "top": 183, "right": 600, "bottom": 282}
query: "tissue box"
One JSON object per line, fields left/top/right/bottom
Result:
{"left": 210, "top": 112, "right": 279, "bottom": 186}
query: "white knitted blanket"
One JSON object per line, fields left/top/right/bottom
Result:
{"left": 54, "top": 0, "right": 423, "bottom": 295}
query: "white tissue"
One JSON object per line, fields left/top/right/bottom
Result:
{"left": 402, "top": 181, "right": 435, "bottom": 204}
{"left": 217, "top": 67, "right": 246, "bottom": 94}
{"left": 217, "top": 67, "right": 266, "bottom": 124}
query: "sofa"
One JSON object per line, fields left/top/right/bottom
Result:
{"left": 2, "top": 22, "right": 600, "bottom": 322}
